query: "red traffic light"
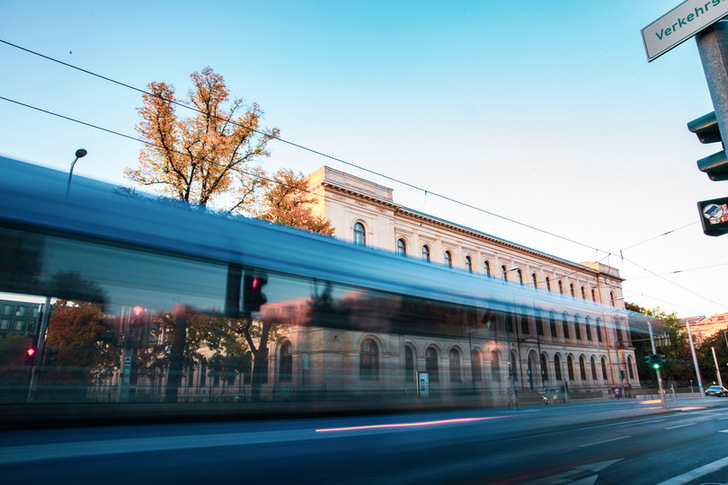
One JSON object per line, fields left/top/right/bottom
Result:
{"left": 25, "top": 346, "right": 37, "bottom": 365}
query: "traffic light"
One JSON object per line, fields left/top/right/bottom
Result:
{"left": 688, "top": 111, "right": 728, "bottom": 181}
{"left": 243, "top": 272, "right": 268, "bottom": 313}
{"left": 651, "top": 354, "right": 661, "bottom": 370}
{"left": 644, "top": 355, "right": 652, "bottom": 366}
{"left": 45, "top": 347, "right": 58, "bottom": 367}
{"left": 698, "top": 197, "right": 728, "bottom": 236}
{"left": 25, "top": 346, "right": 37, "bottom": 365}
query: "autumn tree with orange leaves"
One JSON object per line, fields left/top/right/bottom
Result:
{"left": 125, "top": 67, "right": 279, "bottom": 213}
{"left": 258, "top": 168, "right": 334, "bottom": 235}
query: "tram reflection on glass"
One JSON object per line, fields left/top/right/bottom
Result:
{"left": 0, "top": 158, "right": 650, "bottom": 417}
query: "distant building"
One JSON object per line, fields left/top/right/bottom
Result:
{"left": 682, "top": 313, "right": 728, "bottom": 346}
{"left": 0, "top": 299, "right": 41, "bottom": 338}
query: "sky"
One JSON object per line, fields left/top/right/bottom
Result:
{"left": 1, "top": 0, "right": 726, "bottom": 319}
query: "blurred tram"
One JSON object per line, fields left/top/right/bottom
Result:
{"left": 0, "top": 158, "right": 645, "bottom": 417}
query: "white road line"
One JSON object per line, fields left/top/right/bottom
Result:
{"left": 578, "top": 435, "right": 630, "bottom": 448}
{"left": 657, "top": 456, "right": 728, "bottom": 485}
{"left": 665, "top": 422, "right": 697, "bottom": 430}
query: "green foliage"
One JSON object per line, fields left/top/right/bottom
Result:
{"left": 627, "top": 303, "right": 692, "bottom": 383}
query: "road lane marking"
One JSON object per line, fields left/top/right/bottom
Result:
{"left": 666, "top": 422, "right": 697, "bottom": 430}
{"left": 657, "top": 456, "right": 728, "bottom": 485}
{"left": 578, "top": 435, "right": 630, "bottom": 448}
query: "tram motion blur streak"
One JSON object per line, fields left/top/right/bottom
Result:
{"left": 0, "top": 157, "right": 654, "bottom": 419}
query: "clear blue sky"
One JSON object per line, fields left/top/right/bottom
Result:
{"left": 1, "top": 0, "right": 726, "bottom": 318}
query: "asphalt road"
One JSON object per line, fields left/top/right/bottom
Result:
{"left": 2, "top": 397, "right": 728, "bottom": 484}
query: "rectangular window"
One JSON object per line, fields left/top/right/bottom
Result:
{"left": 15, "top": 306, "right": 27, "bottom": 317}
{"left": 2, "top": 305, "right": 12, "bottom": 316}
{"left": 0, "top": 319, "right": 9, "bottom": 330}
{"left": 13, "top": 320, "right": 24, "bottom": 331}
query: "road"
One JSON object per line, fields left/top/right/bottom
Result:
{"left": 2, "top": 397, "right": 728, "bottom": 484}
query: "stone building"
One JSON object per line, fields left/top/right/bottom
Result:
{"left": 290, "top": 166, "right": 640, "bottom": 397}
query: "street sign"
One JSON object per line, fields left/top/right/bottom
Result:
{"left": 642, "top": 0, "right": 728, "bottom": 62}
{"left": 698, "top": 196, "right": 728, "bottom": 236}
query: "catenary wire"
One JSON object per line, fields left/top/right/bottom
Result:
{"left": 2, "top": 39, "right": 725, "bottom": 313}
{"left": 0, "top": 37, "right": 609, "bottom": 255}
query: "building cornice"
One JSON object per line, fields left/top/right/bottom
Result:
{"left": 316, "top": 179, "right": 621, "bottom": 282}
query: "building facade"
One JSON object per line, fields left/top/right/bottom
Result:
{"left": 297, "top": 166, "right": 640, "bottom": 397}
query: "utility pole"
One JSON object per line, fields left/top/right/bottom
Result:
{"left": 648, "top": 322, "right": 666, "bottom": 408}
{"left": 685, "top": 321, "right": 706, "bottom": 397}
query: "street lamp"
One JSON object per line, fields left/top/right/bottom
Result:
{"left": 66, "top": 148, "right": 88, "bottom": 196}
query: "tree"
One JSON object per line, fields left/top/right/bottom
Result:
{"left": 258, "top": 168, "right": 334, "bottom": 235}
{"left": 44, "top": 299, "right": 118, "bottom": 396}
{"left": 125, "top": 67, "right": 279, "bottom": 213}
{"left": 626, "top": 303, "right": 693, "bottom": 384}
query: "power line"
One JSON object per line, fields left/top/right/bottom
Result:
{"left": 0, "top": 37, "right": 609, "bottom": 255}
{"left": 621, "top": 255, "right": 728, "bottom": 311}
{"left": 3, "top": 38, "right": 726, "bottom": 314}
{"left": 626, "top": 262, "right": 728, "bottom": 281}
{"left": 620, "top": 221, "right": 698, "bottom": 252}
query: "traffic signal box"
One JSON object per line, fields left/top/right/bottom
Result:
{"left": 697, "top": 197, "right": 728, "bottom": 236}
{"left": 688, "top": 112, "right": 728, "bottom": 181}
{"left": 688, "top": 112, "right": 728, "bottom": 236}
{"left": 243, "top": 273, "right": 268, "bottom": 314}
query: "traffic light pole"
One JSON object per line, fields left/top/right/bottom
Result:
{"left": 697, "top": 20, "right": 728, "bottom": 155}
{"left": 648, "top": 322, "right": 666, "bottom": 409}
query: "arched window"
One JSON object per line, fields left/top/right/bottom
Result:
{"left": 471, "top": 349, "right": 483, "bottom": 382}
{"left": 585, "top": 316, "right": 593, "bottom": 341}
{"left": 517, "top": 269, "right": 523, "bottom": 285}
{"left": 581, "top": 286, "right": 586, "bottom": 299}
{"left": 444, "top": 250, "right": 453, "bottom": 268}
{"left": 562, "top": 313, "right": 570, "bottom": 339}
{"left": 558, "top": 280, "right": 564, "bottom": 294}
{"left": 549, "top": 311, "right": 558, "bottom": 338}
{"left": 610, "top": 291, "right": 616, "bottom": 306}
{"left": 601, "top": 356, "right": 608, "bottom": 380}
{"left": 491, "top": 350, "right": 501, "bottom": 382}
{"left": 628, "top": 356, "right": 635, "bottom": 379}
{"left": 579, "top": 355, "right": 587, "bottom": 381}
{"left": 532, "top": 273, "right": 538, "bottom": 288}
{"left": 536, "top": 312, "right": 544, "bottom": 337}
{"left": 426, "top": 347, "right": 439, "bottom": 382}
{"left": 545, "top": 277, "right": 551, "bottom": 291}
{"left": 554, "top": 354, "right": 563, "bottom": 381}
{"left": 570, "top": 283, "right": 575, "bottom": 297}
{"left": 422, "top": 245, "right": 431, "bottom": 262}
{"left": 574, "top": 315, "right": 582, "bottom": 340}
{"left": 540, "top": 353, "right": 549, "bottom": 382}
{"left": 449, "top": 348, "right": 461, "bottom": 382}
{"left": 501, "top": 265, "right": 508, "bottom": 280}
{"left": 596, "top": 318, "right": 603, "bottom": 342}
{"left": 521, "top": 312, "right": 530, "bottom": 335}
{"left": 465, "top": 256, "right": 473, "bottom": 273}
{"left": 397, "top": 238, "right": 407, "bottom": 256}
{"left": 279, "top": 340, "right": 292, "bottom": 382}
{"left": 567, "top": 355, "right": 575, "bottom": 380}
{"left": 592, "top": 288, "right": 597, "bottom": 302}
{"left": 360, "top": 338, "right": 379, "bottom": 379}
{"left": 484, "top": 261, "right": 491, "bottom": 277}
{"left": 405, "top": 345, "right": 415, "bottom": 383}
{"left": 510, "top": 351, "right": 519, "bottom": 382}
{"left": 590, "top": 356, "right": 597, "bottom": 380}
{"left": 353, "top": 222, "right": 366, "bottom": 246}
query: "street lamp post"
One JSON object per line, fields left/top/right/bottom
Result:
{"left": 66, "top": 148, "right": 88, "bottom": 196}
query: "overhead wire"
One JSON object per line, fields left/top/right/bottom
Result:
{"left": 0, "top": 37, "right": 607, "bottom": 255}
{"left": 2, "top": 38, "right": 725, "bottom": 313}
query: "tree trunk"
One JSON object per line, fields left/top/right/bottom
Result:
{"left": 165, "top": 305, "right": 188, "bottom": 403}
